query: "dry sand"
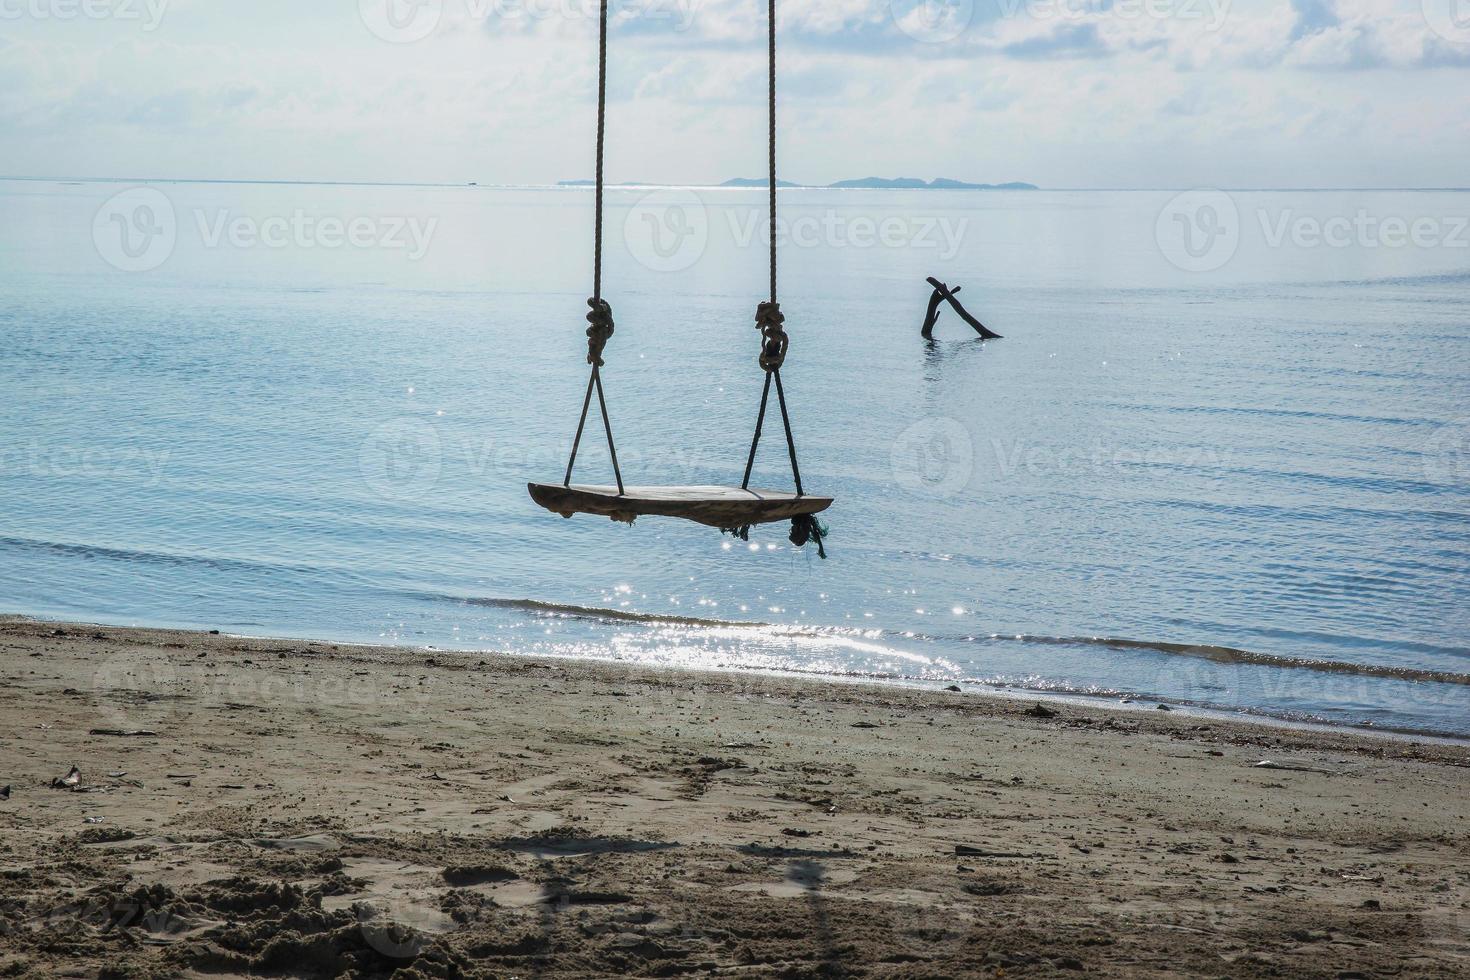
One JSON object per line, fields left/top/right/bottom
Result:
{"left": 0, "top": 615, "right": 1467, "bottom": 978}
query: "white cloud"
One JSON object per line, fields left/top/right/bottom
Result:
{"left": 0, "top": 0, "right": 1466, "bottom": 186}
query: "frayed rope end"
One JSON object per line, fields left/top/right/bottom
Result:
{"left": 720, "top": 518, "right": 829, "bottom": 559}
{"left": 788, "top": 515, "right": 829, "bottom": 560}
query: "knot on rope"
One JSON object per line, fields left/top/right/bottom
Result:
{"left": 755, "top": 301, "right": 788, "bottom": 373}
{"left": 586, "top": 298, "right": 615, "bottom": 367}
{"left": 789, "top": 514, "right": 828, "bottom": 560}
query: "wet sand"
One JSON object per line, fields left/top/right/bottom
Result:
{"left": 1, "top": 616, "right": 1467, "bottom": 977}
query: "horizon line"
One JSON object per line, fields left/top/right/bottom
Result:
{"left": 3, "top": 175, "right": 1469, "bottom": 193}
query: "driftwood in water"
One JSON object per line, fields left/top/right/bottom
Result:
{"left": 529, "top": 483, "right": 833, "bottom": 529}
{"left": 921, "top": 284, "right": 959, "bottom": 337}
{"left": 923, "top": 277, "right": 1002, "bottom": 340}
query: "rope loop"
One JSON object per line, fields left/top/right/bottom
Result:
{"left": 756, "top": 301, "right": 788, "bottom": 373}
{"left": 586, "top": 298, "right": 615, "bottom": 367}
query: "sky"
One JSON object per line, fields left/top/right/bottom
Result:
{"left": 1, "top": 0, "right": 1468, "bottom": 188}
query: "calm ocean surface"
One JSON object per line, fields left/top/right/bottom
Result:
{"left": 2, "top": 179, "right": 1467, "bottom": 737}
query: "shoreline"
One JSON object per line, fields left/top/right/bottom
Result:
{"left": 2, "top": 617, "right": 1467, "bottom": 977}
{"left": 7, "top": 611, "right": 1467, "bottom": 748}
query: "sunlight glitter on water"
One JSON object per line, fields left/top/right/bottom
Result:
{"left": 3, "top": 182, "right": 1468, "bottom": 737}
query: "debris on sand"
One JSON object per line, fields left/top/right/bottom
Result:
{"left": 1254, "top": 760, "right": 1339, "bottom": 775}
{"left": 441, "top": 865, "right": 518, "bottom": 886}
{"left": 79, "top": 827, "right": 136, "bottom": 844}
{"left": 52, "top": 766, "right": 81, "bottom": 789}
{"left": 0, "top": 784, "right": 10, "bottom": 800}
{"left": 90, "top": 728, "right": 159, "bottom": 737}
{"left": 963, "top": 879, "right": 1020, "bottom": 896}
{"left": 956, "top": 844, "right": 1047, "bottom": 859}
{"left": 1025, "top": 703, "right": 1058, "bottom": 719}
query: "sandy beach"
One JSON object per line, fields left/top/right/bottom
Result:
{"left": 0, "top": 615, "right": 1466, "bottom": 978}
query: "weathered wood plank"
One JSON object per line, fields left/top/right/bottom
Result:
{"left": 529, "top": 484, "right": 834, "bottom": 528}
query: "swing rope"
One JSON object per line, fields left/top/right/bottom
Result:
{"left": 559, "top": 0, "right": 827, "bottom": 556}
{"left": 740, "top": 0, "right": 801, "bottom": 497}
{"left": 729, "top": 0, "right": 827, "bottom": 557}
{"left": 564, "top": 0, "right": 624, "bottom": 496}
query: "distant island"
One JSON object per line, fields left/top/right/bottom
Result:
{"left": 558, "top": 180, "right": 656, "bottom": 187}
{"left": 720, "top": 177, "right": 804, "bottom": 188}
{"left": 557, "top": 177, "right": 1037, "bottom": 190}
{"left": 824, "top": 177, "right": 1037, "bottom": 191}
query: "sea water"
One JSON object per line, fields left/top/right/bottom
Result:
{"left": 2, "top": 179, "right": 1467, "bottom": 737}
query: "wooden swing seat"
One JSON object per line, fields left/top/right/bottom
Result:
{"left": 529, "top": 483, "right": 833, "bottom": 529}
